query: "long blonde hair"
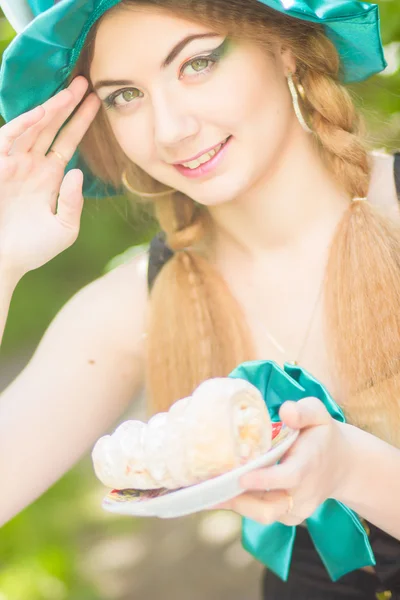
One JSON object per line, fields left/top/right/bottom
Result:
{"left": 76, "top": 0, "right": 400, "bottom": 445}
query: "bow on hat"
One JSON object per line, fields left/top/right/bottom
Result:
{"left": 228, "top": 360, "right": 376, "bottom": 581}
{"left": 0, "top": 1, "right": 60, "bottom": 32}
{"left": 0, "top": 0, "right": 32, "bottom": 32}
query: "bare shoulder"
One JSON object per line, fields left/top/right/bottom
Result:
{"left": 368, "top": 151, "right": 399, "bottom": 215}
{"left": 23, "top": 248, "right": 151, "bottom": 409}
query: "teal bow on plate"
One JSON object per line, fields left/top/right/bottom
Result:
{"left": 228, "top": 360, "right": 375, "bottom": 582}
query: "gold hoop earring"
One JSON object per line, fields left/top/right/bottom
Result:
{"left": 287, "top": 72, "right": 313, "bottom": 134}
{"left": 121, "top": 170, "right": 176, "bottom": 198}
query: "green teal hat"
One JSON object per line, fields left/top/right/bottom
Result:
{"left": 0, "top": 0, "right": 387, "bottom": 197}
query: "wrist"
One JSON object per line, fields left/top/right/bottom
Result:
{"left": 332, "top": 422, "right": 368, "bottom": 506}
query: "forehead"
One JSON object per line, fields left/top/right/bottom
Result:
{"left": 90, "top": 6, "right": 216, "bottom": 76}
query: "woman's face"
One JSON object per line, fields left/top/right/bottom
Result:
{"left": 90, "top": 6, "right": 297, "bottom": 206}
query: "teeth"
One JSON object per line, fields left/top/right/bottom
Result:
{"left": 181, "top": 142, "right": 223, "bottom": 169}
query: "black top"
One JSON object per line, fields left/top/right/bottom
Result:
{"left": 147, "top": 154, "right": 400, "bottom": 597}
{"left": 147, "top": 230, "right": 174, "bottom": 291}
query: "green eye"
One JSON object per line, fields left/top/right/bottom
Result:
{"left": 121, "top": 89, "right": 141, "bottom": 102}
{"left": 105, "top": 87, "right": 143, "bottom": 109}
{"left": 178, "top": 39, "right": 228, "bottom": 81}
{"left": 181, "top": 57, "right": 213, "bottom": 77}
{"left": 190, "top": 58, "right": 209, "bottom": 72}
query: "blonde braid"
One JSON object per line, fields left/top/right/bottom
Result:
{"left": 153, "top": 193, "right": 208, "bottom": 251}
{"left": 304, "top": 72, "right": 370, "bottom": 198}
{"left": 146, "top": 194, "right": 254, "bottom": 414}
{"left": 298, "top": 42, "right": 400, "bottom": 444}
{"left": 298, "top": 32, "right": 370, "bottom": 199}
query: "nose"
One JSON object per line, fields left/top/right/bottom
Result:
{"left": 152, "top": 90, "right": 200, "bottom": 150}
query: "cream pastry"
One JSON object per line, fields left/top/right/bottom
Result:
{"left": 92, "top": 377, "right": 272, "bottom": 490}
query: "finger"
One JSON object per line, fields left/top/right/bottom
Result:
{"left": 31, "top": 77, "right": 90, "bottom": 155}
{"left": 239, "top": 460, "right": 302, "bottom": 492}
{"left": 12, "top": 78, "right": 89, "bottom": 155}
{"left": 218, "top": 490, "right": 293, "bottom": 525}
{"left": 55, "top": 169, "right": 84, "bottom": 231}
{"left": 279, "top": 397, "right": 331, "bottom": 430}
{"left": 5, "top": 78, "right": 88, "bottom": 156}
{"left": 48, "top": 93, "right": 101, "bottom": 165}
{"left": 0, "top": 105, "right": 45, "bottom": 156}
{"left": 10, "top": 89, "right": 72, "bottom": 154}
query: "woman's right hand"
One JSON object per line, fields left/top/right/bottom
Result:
{"left": 0, "top": 76, "right": 101, "bottom": 281}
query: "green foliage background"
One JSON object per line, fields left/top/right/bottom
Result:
{"left": 0, "top": 2, "right": 399, "bottom": 598}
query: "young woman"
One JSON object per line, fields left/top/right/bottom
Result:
{"left": 0, "top": 0, "right": 400, "bottom": 597}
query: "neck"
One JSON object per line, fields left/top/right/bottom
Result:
{"left": 207, "top": 130, "right": 350, "bottom": 260}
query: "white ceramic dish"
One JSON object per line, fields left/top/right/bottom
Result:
{"left": 102, "top": 424, "right": 298, "bottom": 519}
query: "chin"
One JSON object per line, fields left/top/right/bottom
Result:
{"left": 188, "top": 176, "right": 253, "bottom": 207}
{"left": 193, "top": 191, "right": 239, "bottom": 207}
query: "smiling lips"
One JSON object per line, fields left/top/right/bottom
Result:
{"left": 180, "top": 140, "right": 226, "bottom": 169}
{"left": 173, "top": 136, "right": 231, "bottom": 178}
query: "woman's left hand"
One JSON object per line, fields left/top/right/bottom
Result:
{"left": 210, "top": 397, "right": 352, "bottom": 525}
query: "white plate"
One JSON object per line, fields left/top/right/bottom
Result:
{"left": 101, "top": 425, "right": 299, "bottom": 519}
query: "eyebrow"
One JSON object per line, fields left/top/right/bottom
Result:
{"left": 93, "top": 32, "right": 220, "bottom": 92}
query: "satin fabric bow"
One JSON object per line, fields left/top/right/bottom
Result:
{"left": 228, "top": 360, "right": 376, "bottom": 581}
